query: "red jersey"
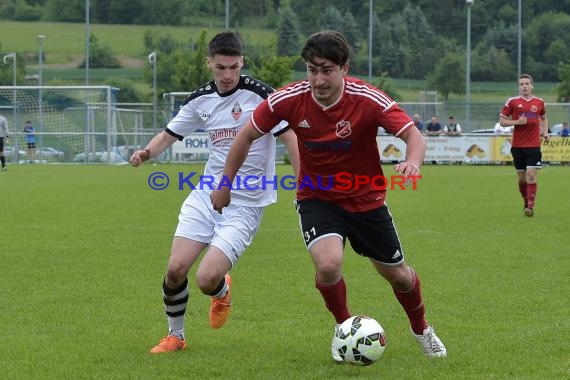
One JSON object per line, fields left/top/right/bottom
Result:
{"left": 500, "top": 96, "right": 546, "bottom": 148}
{"left": 251, "top": 76, "right": 414, "bottom": 212}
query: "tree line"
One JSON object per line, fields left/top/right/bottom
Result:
{"left": 1, "top": 0, "right": 570, "bottom": 101}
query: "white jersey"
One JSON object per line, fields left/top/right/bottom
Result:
{"left": 166, "top": 75, "right": 289, "bottom": 207}
{"left": 0, "top": 115, "right": 9, "bottom": 138}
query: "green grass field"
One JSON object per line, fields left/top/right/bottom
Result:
{"left": 1, "top": 164, "right": 569, "bottom": 379}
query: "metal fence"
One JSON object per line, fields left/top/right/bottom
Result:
{"left": 1, "top": 86, "right": 569, "bottom": 164}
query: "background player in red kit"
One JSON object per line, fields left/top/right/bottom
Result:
{"left": 499, "top": 74, "right": 549, "bottom": 217}
{"left": 211, "top": 30, "right": 447, "bottom": 360}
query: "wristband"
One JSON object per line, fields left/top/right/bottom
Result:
{"left": 142, "top": 148, "right": 151, "bottom": 161}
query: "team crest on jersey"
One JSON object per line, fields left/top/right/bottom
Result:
{"left": 336, "top": 120, "right": 352, "bottom": 138}
{"left": 530, "top": 105, "right": 538, "bottom": 112}
{"left": 231, "top": 102, "right": 242, "bottom": 121}
{"left": 199, "top": 109, "right": 211, "bottom": 121}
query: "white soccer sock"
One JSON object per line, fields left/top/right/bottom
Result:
{"left": 212, "top": 278, "right": 229, "bottom": 299}
{"left": 163, "top": 279, "right": 189, "bottom": 340}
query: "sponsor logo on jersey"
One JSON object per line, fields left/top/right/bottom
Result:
{"left": 298, "top": 119, "right": 310, "bottom": 129}
{"left": 304, "top": 140, "right": 352, "bottom": 151}
{"left": 210, "top": 128, "right": 239, "bottom": 145}
{"left": 231, "top": 102, "right": 242, "bottom": 121}
{"left": 336, "top": 120, "right": 352, "bottom": 138}
{"left": 199, "top": 109, "right": 211, "bottom": 121}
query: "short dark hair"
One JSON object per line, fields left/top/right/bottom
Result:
{"left": 208, "top": 32, "right": 243, "bottom": 57}
{"left": 301, "top": 30, "right": 350, "bottom": 67}
{"left": 519, "top": 73, "right": 533, "bottom": 83}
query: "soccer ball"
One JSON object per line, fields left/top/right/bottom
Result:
{"left": 332, "top": 316, "right": 386, "bottom": 366}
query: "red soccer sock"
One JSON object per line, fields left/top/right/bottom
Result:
{"left": 315, "top": 276, "right": 351, "bottom": 324}
{"left": 527, "top": 183, "right": 537, "bottom": 209}
{"left": 518, "top": 182, "right": 528, "bottom": 206}
{"left": 393, "top": 269, "right": 428, "bottom": 335}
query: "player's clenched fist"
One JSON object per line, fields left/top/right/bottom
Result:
{"left": 210, "top": 188, "right": 231, "bottom": 214}
{"left": 130, "top": 148, "right": 151, "bottom": 167}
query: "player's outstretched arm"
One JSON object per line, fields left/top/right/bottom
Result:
{"left": 541, "top": 115, "right": 550, "bottom": 141}
{"left": 279, "top": 129, "right": 299, "bottom": 178}
{"left": 130, "top": 131, "right": 177, "bottom": 167}
{"left": 211, "top": 121, "right": 263, "bottom": 213}
{"left": 394, "top": 126, "right": 425, "bottom": 178}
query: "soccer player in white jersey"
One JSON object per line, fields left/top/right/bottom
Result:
{"left": 130, "top": 32, "right": 299, "bottom": 353}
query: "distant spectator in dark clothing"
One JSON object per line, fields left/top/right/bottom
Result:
{"left": 426, "top": 116, "right": 442, "bottom": 136}
{"left": 412, "top": 114, "right": 424, "bottom": 133}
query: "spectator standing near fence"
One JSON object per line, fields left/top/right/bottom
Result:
{"left": 560, "top": 122, "right": 569, "bottom": 137}
{"left": 425, "top": 116, "right": 442, "bottom": 136}
{"left": 23, "top": 120, "right": 36, "bottom": 162}
{"left": 443, "top": 116, "right": 462, "bottom": 136}
{"left": 499, "top": 74, "right": 549, "bottom": 217}
{"left": 412, "top": 114, "right": 424, "bottom": 133}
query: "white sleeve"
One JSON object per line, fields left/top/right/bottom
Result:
{"left": 166, "top": 102, "right": 202, "bottom": 137}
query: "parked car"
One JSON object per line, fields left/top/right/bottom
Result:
{"left": 73, "top": 151, "right": 126, "bottom": 164}
{"left": 470, "top": 128, "right": 496, "bottom": 134}
{"left": 3, "top": 147, "right": 27, "bottom": 159}
{"left": 550, "top": 123, "right": 563, "bottom": 135}
{"left": 39, "top": 147, "right": 65, "bottom": 159}
{"left": 470, "top": 125, "right": 513, "bottom": 134}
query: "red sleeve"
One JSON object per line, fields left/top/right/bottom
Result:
{"left": 251, "top": 99, "right": 282, "bottom": 135}
{"left": 500, "top": 101, "right": 512, "bottom": 118}
{"left": 380, "top": 104, "right": 414, "bottom": 137}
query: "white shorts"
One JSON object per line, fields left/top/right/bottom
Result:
{"left": 174, "top": 190, "right": 264, "bottom": 267}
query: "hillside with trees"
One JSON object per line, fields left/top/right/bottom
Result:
{"left": 1, "top": 0, "right": 570, "bottom": 101}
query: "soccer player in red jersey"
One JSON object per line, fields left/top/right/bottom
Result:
{"left": 499, "top": 74, "right": 550, "bottom": 217}
{"left": 211, "top": 30, "right": 447, "bottom": 360}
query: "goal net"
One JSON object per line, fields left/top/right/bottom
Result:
{"left": 0, "top": 85, "right": 124, "bottom": 163}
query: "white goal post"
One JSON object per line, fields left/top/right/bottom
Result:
{"left": 0, "top": 85, "right": 121, "bottom": 163}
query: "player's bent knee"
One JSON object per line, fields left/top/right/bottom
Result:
{"left": 195, "top": 271, "right": 223, "bottom": 294}
{"left": 316, "top": 264, "right": 343, "bottom": 283}
{"left": 166, "top": 266, "right": 189, "bottom": 286}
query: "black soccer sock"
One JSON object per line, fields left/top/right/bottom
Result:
{"left": 0, "top": 156, "right": 5, "bottom": 168}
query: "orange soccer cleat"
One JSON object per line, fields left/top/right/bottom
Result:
{"left": 150, "top": 335, "right": 187, "bottom": 354}
{"left": 209, "top": 274, "right": 232, "bottom": 329}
